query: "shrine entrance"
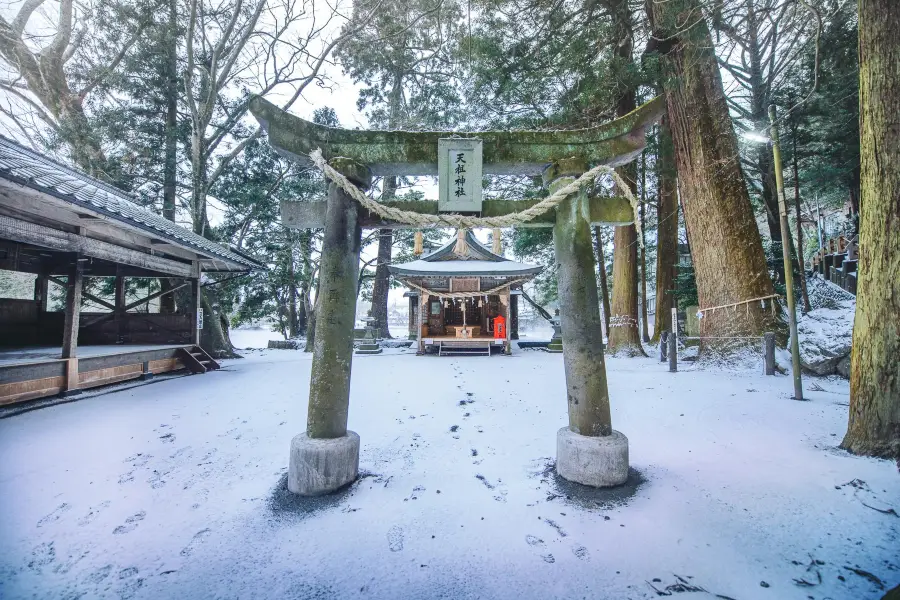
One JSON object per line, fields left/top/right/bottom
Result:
{"left": 250, "top": 95, "right": 664, "bottom": 496}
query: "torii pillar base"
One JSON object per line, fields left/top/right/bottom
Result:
{"left": 556, "top": 427, "right": 629, "bottom": 487}
{"left": 288, "top": 431, "right": 360, "bottom": 496}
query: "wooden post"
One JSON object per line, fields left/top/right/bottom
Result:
{"left": 546, "top": 159, "right": 613, "bottom": 437}
{"left": 668, "top": 307, "right": 677, "bottom": 373}
{"left": 510, "top": 293, "right": 519, "bottom": 340}
{"left": 659, "top": 331, "right": 668, "bottom": 362}
{"left": 764, "top": 332, "right": 776, "bottom": 376}
{"left": 114, "top": 268, "right": 126, "bottom": 344}
{"left": 141, "top": 360, "right": 153, "bottom": 381}
{"left": 408, "top": 294, "right": 417, "bottom": 339}
{"left": 306, "top": 158, "right": 370, "bottom": 439}
{"left": 190, "top": 276, "right": 201, "bottom": 346}
{"left": 504, "top": 290, "right": 511, "bottom": 354}
{"left": 61, "top": 255, "right": 83, "bottom": 359}
{"left": 418, "top": 293, "right": 428, "bottom": 354}
{"left": 34, "top": 273, "right": 49, "bottom": 312}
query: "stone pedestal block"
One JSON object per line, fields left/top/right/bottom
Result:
{"left": 288, "top": 431, "right": 360, "bottom": 496}
{"left": 556, "top": 427, "right": 628, "bottom": 487}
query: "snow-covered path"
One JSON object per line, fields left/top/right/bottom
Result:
{"left": 0, "top": 349, "right": 897, "bottom": 599}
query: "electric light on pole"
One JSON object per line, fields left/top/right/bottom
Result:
{"left": 742, "top": 105, "right": 804, "bottom": 401}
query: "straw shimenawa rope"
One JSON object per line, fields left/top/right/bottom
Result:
{"left": 309, "top": 148, "right": 643, "bottom": 245}
{"left": 403, "top": 277, "right": 532, "bottom": 299}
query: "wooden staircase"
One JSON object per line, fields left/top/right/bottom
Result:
{"left": 437, "top": 339, "right": 492, "bottom": 357}
{"left": 177, "top": 346, "right": 221, "bottom": 374}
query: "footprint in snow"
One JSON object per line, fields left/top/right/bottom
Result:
{"left": 27, "top": 542, "right": 56, "bottom": 571}
{"left": 387, "top": 526, "right": 404, "bottom": 552}
{"left": 180, "top": 528, "right": 211, "bottom": 556}
{"left": 525, "top": 535, "right": 544, "bottom": 547}
{"left": 84, "top": 564, "right": 113, "bottom": 584}
{"left": 572, "top": 545, "right": 590, "bottom": 560}
{"left": 78, "top": 500, "right": 111, "bottom": 527}
{"left": 113, "top": 511, "right": 146, "bottom": 535}
{"left": 36, "top": 503, "right": 71, "bottom": 528}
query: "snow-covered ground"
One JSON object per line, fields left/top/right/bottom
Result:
{"left": 0, "top": 348, "right": 897, "bottom": 599}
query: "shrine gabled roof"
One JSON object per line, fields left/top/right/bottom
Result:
{"left": 0, "top": 135, "right": 263, "bottom": 272}
{"left": 389, "top": 231, "right": 542, "bottom": 278}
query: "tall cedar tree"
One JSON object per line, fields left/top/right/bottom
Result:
{"left": 647, "top": 0, "right": 782, "bottom": 351}
{"left": 651, "top": 117, "right": 678, "bottom": 343}
{"left": 606, "top": 0, "right": 646, "bottom": 356}
{"left": 840, "top": 0, "right": 899, "bottom": 462}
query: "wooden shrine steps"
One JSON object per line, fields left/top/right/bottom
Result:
{"left": 177, "top": 346, "right": 221, "bottom": 374}
{"left": 437, "top": 339, "right": 493, "bottom": 357}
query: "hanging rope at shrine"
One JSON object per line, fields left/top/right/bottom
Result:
{"left": 309, "top": 149, "right": 644, "bottom": 247}
{"left": 403, "top": 277, "right": 531, "bottom": 299}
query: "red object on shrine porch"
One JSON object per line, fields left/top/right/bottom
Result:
{"left": 493, "top": 316, "right": 506, "bottom": 339}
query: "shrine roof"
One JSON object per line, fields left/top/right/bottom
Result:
{"left": 389, "top": 231, "right": 541, "bottom": 278}
{"left": 0, "top": 135, "right": 263, "bottom": 273}
{"left": 249, "top": 96, "right": 665, "bottom": 177}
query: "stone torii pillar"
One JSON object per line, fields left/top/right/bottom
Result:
{"left": 546, "top": 158, "right": 627, "bottom": 486}
{"left": 250, "top": 94, "right": 663, "bottom": 494}
{"left": 288, "top": 158, "right": 370, "bottom": 496}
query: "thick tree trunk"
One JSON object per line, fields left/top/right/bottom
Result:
{"left": 288, "top": 255, "right": 299, "bottom": 339}
{"left": 790, "top": 117, "right": 812, "bottom": 313}
{"left": 605, "top": 0, "right": 645, "bottom": 356}
{"left": 639, "top": 155, "right": 650, "bottom": 343}
{"left": 607, "top": 218, "right": 647, "bottom": 356}
{"left": 652, "top": 118, "right": 678, "bottom": 344}
{"left": 745, "top": 2, "right": 783, "bottom": 284}
{"left": 840, "top": 0, "right": 900, "bottom": 462}
{"left": 649, "top": 0, "right": 781, "bottom": 352}
{"left": 199, "top": 287, "right": 236, "bottom": 358}
{"left": 370, "top": 227, "right": 394, "bottom": 339}
{"left": 594, "top": 227, "right": 611, "bottom": 334}
{"left": 159, "top": 0, "right": 179, "bottom": 315}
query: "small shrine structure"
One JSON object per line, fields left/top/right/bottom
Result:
{"left": 391, "top": 229, "right": 540, "bottom": 356}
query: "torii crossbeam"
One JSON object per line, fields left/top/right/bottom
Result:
{"left": 250, "top": 96, "right": 664, "bottom": 496}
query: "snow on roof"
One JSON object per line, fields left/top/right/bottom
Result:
{"left": 0, "top": 135, "right": 263, "bottom": 272}
{"left": 388, "top": 230, "right": 541, "bottom": 278}
{"left": 390, "top": 258, "right": 542, "bottom": 277}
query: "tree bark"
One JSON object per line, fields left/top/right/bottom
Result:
{"left": 370, "top": 224, "right": 394, "bottom": 339}
{"left": 607, "top": 217, "right": 647, "bottom": 356}
{"left": 639, "top": 153, "right": 650, "bottom": 343}
{"left": 790, "top": 112, "right": 812, "bottom": 313}
{"left": 288, "top": 252, "right": 299, "bottom": 338}
{"left": 648, "top": 0, "right": 782, "bottom": 352}
{"left": 745, "top": 1, "right": 783, "bottom": 283}
{"left": 652, "top": 118, "right": 679, "bottom": 344}
{"left": 605, "top": 0, "right": 645, "bottom": 356}
{"left": 159, "top": 0, "right": 179, "bottom": 315}
{"left": 840, "top": 0, "right": 900, "bottom": 462}
{"left": 594, "top": 227, "right": 611, "bottom": 334}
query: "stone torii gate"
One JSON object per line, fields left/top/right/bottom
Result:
{"left": 250, "top": 95, "right": 665, "bottom": 496}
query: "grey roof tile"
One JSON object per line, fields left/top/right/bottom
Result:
{"left": 0, "top": 136, "right": 262, "bottom": 271}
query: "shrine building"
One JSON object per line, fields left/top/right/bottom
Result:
{"left": 390, "top": 230, "right": 540, "bottom": 356}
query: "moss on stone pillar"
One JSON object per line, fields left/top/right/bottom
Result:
{"left": 306, "top": 158, "right": 371, "bottom": 439}
{"left": 546, "top": 159, "right": 613, "bottom": 437}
